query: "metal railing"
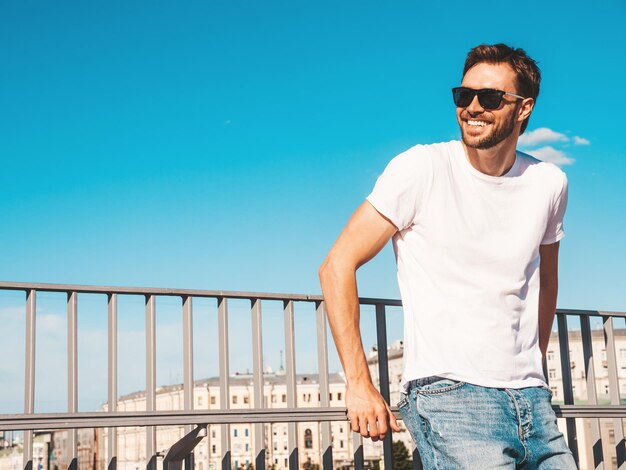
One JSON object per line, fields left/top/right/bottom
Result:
{"left": 0, "top": 280, "right": 625, "bottom": 470}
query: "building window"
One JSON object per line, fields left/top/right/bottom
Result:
{"left": 338, "top": 392, "right": 343, "bottom": 401}
{"left": 232, "top": 396, "right": 238, "bottom": 405}
{"left": 605, "top": 385, "right": 610, "bottom": 395}
{"left": 548, "top": 369, "right": 557, "bottom": 379}
{"left": 244, "top": 396, "right": 249, "bottom": 404}
{"left": 340, "top": 440, "right": 344, "bottom": 448}
{"left": 245, "top": 444, "right": 249, "bottom": 452}
{"left": 197, "top": 396, "right": 203, "bottom": 407}
{"left": 329, "top": 393, "right": 333, "bottom": 401}
{"left": 210, "top": 395, "right": 216, "bottom": 405}
{"left": 234, "top": 429, "right": 238, "bottom": 437}
{"left": 245, "top": 429, "right": 249, "bottom": 437}
{"left": 272, "top": 395, "right": 277, "bottom": 403}
{"left": 550, "top": 386, "right": 558, "bottom": 398}
{"left": 282, "top": 394, "right": 287, "bottom": 403}
{"left": 547, "top": 350, "right": 555, "bottom": 361}
{"left": 212, "top": 445, "right": 216, "bottom": 454}
{"left": 212, "top": 430, "right": 216, "bottom": 438}
{"left": 304, "top": 429, "right": 313, "bottom": 449}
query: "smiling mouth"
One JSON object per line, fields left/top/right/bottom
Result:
{"left": 465, "top": 119, "right": 490, "bottom": 127}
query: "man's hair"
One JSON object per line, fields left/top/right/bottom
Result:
{"left": 463, "top": 43, "right": 541, "bottom": 134}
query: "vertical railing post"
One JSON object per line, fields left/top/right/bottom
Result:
{"left": 352, "top": 433, "right": 364, "bottom": 470}
{"left": 604, "top": 315, "right": 626, "bottom": 467}
{"left": 557, "top": 313, "right": 579, "bottom": 463}
{"left": 23, "top": 289, "right": 36, "bottom": 470}
{"left": 108, "top": 293, "right": 118, "bottom": 470}
{"left": 217, "top": 297, "right": 231, "bottom": 470}
{"left": 315, "top": 301, "right": 333, "bottom": 470}
{"left": 182, "top": 296, "right": 194, "bottom": 470}
{"left": 283, "top": 300, "right": 299, "bottom": 470}
{"left": 581, "top": 314, "right": 605, "bottom": 469}
{"left": 251, "top": 299, "right": 266, "bottom": 470}
{"left": 67, "top": 292, "right": 78, "bottom": 470}
{"left": 375, "top": 304, "right": 393, "bottom": 470}
{"left": 145, "top": 295, "right": 157, "bottom": 470}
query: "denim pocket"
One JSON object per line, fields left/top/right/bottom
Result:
{"left": 414, "top": 377, "right": 466, "bottom": 395}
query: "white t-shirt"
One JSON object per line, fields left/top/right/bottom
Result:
{"left": 366, "top": 140, "right": 568, "bottom": 390}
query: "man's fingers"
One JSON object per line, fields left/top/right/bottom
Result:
{"left": 387, "top": 404, "right": 401, "bottom": 432}
{"left": 375, "top": 409, "right": 388, "bottom": 440}
{"left": 348, "top": 412, "right": 360, "bottom": 434}
{"left": 347, "top": 408, "right": 398, "bottom": 440}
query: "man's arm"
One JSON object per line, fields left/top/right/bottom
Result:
{"left": 538, "top": 241, "right": 560, "bottom": 360}
{"left": 318, "top": 201, "right": 400, "bottom": 441}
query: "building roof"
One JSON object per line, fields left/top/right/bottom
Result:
{"left": 116, "top": 372, "right": 346, "bottom": 402}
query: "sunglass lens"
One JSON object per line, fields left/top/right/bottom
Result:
{"left": 477, "top": 90, "right": 503, "bottom": 109}
{"left": 452, "top": 88, "right": 474, "bottom": 107}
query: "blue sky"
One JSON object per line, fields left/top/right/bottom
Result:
{"left": 1, "top": 1, "right": 625, "bottom": 411}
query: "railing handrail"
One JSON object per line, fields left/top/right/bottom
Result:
{"left": 0, "top": 280, "right": 403, "bottom": 306}
{"left": 2, "top": 281, "right": 624, "bottom": 316}
{"left": 3, "top": 405, "right": 626, "bottom": 431}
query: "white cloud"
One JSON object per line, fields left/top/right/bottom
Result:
{"left": 518, "top": 127, "right": 569, "bottom": 147}
{"left": 529, "top": 146, "right": 575, "bottom": 166}
{"left": 574, "top": 136, "right": 591, "bottom": 145}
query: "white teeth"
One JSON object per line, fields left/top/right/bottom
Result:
{"left": 467, "top": 120, "right": 488, "bottom": 127}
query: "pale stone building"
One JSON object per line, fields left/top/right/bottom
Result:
{"left": 98, "top": 371, "right": 386, "bottom": 470}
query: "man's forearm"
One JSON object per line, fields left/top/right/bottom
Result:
{"left": 319, "top": 259, "right": 372, "bottom": 386}
{"left": 538, "top": 242, "right": 560, "bottom": 360}
{"left": 538, "top": 282, "right": 558, "bottom": 359}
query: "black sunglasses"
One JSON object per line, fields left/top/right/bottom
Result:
{"left": 452, "top": 87, "right": 526, "bottom": 110}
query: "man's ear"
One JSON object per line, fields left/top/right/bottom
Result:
{"left": 517, "top": 97, "right": 535, "bottom": 123}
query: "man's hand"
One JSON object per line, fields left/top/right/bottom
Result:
{"left": 346, "top": 381, "right": 401, "bottom": 441}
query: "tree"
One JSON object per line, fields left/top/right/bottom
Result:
{"left": 392, "top": 440, "right": 413, "bottom": 470}
{"left": 302, "top": 459, "right": 320, "bottom": 470}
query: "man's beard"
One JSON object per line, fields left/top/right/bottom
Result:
{"left": 461, "top": 109, "right": 517, "bottom": 150}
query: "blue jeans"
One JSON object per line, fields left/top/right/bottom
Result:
{"left": 397, "top": 376, "right": 577, "bottom": 469}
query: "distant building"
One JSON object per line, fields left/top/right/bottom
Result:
{"left": 97, "top": 371, "right": 398, "bottom": 470}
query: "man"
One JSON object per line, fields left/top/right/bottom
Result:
{"left": 319, "top": 44, "right": 576, "bottom": 468}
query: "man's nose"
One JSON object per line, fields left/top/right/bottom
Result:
{"left": 466, "top": 94, "right": 485, "bottom": 114}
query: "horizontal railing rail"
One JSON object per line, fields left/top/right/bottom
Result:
{"left": 2, "top": 405, "right": 626, "bottom": 432}
{"left": 0, "top": 280, "right": 403, "bottom": 306}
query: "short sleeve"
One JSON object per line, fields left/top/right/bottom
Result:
{"left": 541, "top": 171, "right": 568, "bottom": 245}
{"left": 366, "top": 147, "right": 431, "bottom": 231}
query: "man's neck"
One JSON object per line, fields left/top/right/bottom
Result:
{"left": 462, "top": 138, "right": 518, "bottom": 177}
